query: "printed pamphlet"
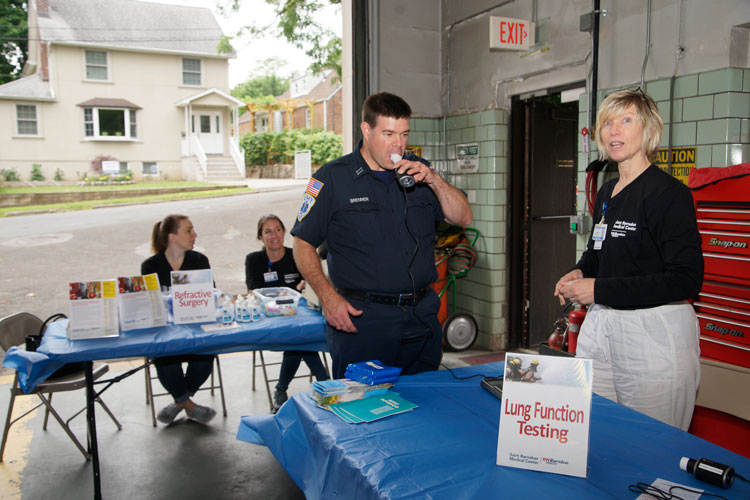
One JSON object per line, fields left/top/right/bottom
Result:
{"left": 67, "top": 280, "right": 119, "bottom": 339}
{"left": 117, "top": 273, "right": 166, "bottom": 331}
{"left": 327, "top": 391, "right": 418, "bottom": 424}
{"left": 496, "top": 353, "right": 593, "bottom": 478}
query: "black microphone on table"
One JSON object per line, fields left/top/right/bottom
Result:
{"left": 390, "top": 154, "right": 415, "bottom": 188}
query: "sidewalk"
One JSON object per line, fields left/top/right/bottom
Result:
{"left": 243, "top": 177, "right": 310, "bottom": 191}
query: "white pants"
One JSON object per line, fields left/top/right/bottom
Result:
{"left": 575, "top": 302, "right": 700, "bottom": 430}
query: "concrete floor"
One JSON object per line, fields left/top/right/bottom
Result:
{"left": 0, "top": 348, "right": 482, "bottom": 500}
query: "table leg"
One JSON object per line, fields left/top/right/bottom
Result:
{"left": 85, "top": 361, "right": 102, "bottom": 500}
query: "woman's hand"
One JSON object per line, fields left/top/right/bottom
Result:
{"left": 296, "top": 280, "right": 306, "bottom": 292}
{"left": 557, "top": 278, "right": 595, "bottom": 306}
{"left": 554, "top": 269, "right": 584, "bottom": 305}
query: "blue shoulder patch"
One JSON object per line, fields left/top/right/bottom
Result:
{"left": 297, "top": 193, "right": 317, "bottom": 221}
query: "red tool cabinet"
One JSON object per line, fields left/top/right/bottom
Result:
{"left": 690, "top": 164, "right": 750, "bottom": 368}
{"left": 689, "top": 164, "right": 750, "bottom": 457}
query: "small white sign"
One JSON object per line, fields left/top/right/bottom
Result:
{"left": 294, "top": 150, "right": 312, "bottom": 179}
{"left": 170, "top": 269, "right": 215, "bottom": 325}
{"left": 489, "top": 16, "right": 535, "bottom": 51}
{"left": 456, "top": 143, "right": 479, "bottom": 173}
{"left": 497, "top": 353, "right": 593, "bottom": 478}
{"left": 101, "top": 160, "right": 120, "bottom": 174}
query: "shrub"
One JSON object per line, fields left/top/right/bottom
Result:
{"left": 240, "top": 129, "right": 342, "bottom": 167}
{"left": 54, "top": 168, "right": 65, "bottom": 181}
{"left": 1, "top": 167, "right": 21, "bottom": 182}
{"left": 30, "top": 163, "right": 45, "bottom": 181}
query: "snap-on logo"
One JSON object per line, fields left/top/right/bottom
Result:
{"left": 708, "top": 237, "right": 747, "bottom": 249}
{"left": 705, "top": 322, "right": 744, "bottom": 338}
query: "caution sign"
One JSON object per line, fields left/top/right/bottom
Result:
{"left": 653, "top": 146, "right": 696, "bottom": 186}
{"left": 405, "top": 146, "right": 422, "bottom": 158}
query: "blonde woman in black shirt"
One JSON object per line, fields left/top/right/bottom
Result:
{"left": 554, "top": 89, "right": 702, "bottom": 430}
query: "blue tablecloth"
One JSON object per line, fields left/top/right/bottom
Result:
{"left": 238, "top": 362, "right": 750, "bottom": 500}
{"left": 3, "top": 304, "right": 326, "bottom": 393}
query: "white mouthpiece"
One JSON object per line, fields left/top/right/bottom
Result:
{"left": 390, "top": 153, "right": 402, "bottom": 164}
{"left": 679, "top": 457, "right": 689, "bottom": 471}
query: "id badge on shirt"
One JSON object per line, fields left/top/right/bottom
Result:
{"left": 263, "top": 271, "right": 278, "bottom": 283}
{"left": 592, "top": 223, "right": 607, "bottom": 250}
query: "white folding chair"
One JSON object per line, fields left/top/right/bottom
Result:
{"left": 0, "top": 312, "right": 121, "bottom": 462}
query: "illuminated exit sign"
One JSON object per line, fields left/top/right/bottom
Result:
{"left": 489, "top": 16, "right": 535, "bottom": 51}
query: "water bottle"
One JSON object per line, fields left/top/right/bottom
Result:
{"left": 236, "top": 296, "right": 251, "bottom": 322}
{"left": 221, "top": 294, "right": 234, "bottom": 324}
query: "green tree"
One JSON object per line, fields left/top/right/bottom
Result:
{"left": 219, "top": 0, "right": 341, "bottom": 77}
{"left": 0, "top": 1, "right": 28, "bottom": 85}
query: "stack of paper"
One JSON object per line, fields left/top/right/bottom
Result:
{"left": 328, "top": 392, "right": 418, "bottom": 424}
{"left": 311, "top": 379, "right": 392, "bottom": 406}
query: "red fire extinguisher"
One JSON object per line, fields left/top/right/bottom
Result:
{"left": 566, "top": 304, "right": 587, "bottom": 354}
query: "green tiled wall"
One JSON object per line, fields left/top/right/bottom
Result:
{"left": 410, "top": 108, "right": 510, "bottom": 350}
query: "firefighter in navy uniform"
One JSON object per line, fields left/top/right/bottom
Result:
{"left": 292, "top": 92, "right": 473, "bottom": 379}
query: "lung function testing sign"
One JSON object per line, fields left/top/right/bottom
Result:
{"left": 497, "top": 353, "right": 593, "bottom": 478}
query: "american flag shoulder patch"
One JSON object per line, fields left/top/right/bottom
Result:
{"left": 306, "top": 178, "right": 324, "bottom": 197}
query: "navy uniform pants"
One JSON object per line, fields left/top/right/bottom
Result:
{"left": 326, "top": 289, "right": 443, "bottom": 379}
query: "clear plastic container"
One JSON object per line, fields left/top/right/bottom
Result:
{"left": 252, "top": 287, "right": 301, "bottom": 316}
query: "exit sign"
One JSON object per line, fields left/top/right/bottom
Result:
{"left": 489, "top": 16, "right": 535, "bottom": 51}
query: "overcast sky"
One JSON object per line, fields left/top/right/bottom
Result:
{"left": 146, "top": 0, "right": 342, "bottom": 88}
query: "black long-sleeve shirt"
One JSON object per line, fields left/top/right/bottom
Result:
{"left": 575, "top": 164, "right": 703, "bottom": 309}
{"left": 141, "top": 250, "right": 210, "bottom": 290}
{"left": 244, "top": 247, "right": 302, "bottom": 291}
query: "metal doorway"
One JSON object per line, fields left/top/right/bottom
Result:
{"left": 509, "top": 92, "right": 579, "bottom": 349}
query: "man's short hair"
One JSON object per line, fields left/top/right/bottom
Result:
{"left": 362, "top": 92, "right": 412, "bottom": 128}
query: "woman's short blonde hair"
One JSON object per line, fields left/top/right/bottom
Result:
{"left": 595, "top": 89, "right": 663, "bottom": 161}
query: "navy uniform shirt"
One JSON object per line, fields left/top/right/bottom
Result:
{"left": 291, "top": 141, "right": 444, "bottom": 293}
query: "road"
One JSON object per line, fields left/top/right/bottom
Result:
{"left": 0, "top": 187, "right": 307, "bottom": 322}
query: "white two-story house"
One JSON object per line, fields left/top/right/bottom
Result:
{"left": 0, "top": 0, "right": 245, "bottom": 182}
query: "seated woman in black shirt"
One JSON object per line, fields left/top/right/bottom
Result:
{"left": 141, "top": 214, "right": 216, "bottom": 425}
{"left": 245, "top": 214, "right": 329, "bottom": 412}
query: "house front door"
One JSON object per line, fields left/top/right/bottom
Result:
{"left": 194, "top": 111, "right": 223, "bottom": 154}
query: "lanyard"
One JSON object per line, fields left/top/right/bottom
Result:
{"left": 599, "top": 201, "right": 608, "bottom": 224}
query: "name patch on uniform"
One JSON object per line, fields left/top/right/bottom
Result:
{"left": 297, "top": 193, "right": 316, "bottom": 221}
{"left": 349, "top": 197, "right": 369, "bottom": 204}
{"left": 306, "top": 178, "right": 324, "bottom": 198}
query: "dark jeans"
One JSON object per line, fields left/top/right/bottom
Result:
{"left": 154, "top": 354, "right": 215, "bottom": 403}
{"left": 276, "top": 351, "right": 329, "bottom": 391}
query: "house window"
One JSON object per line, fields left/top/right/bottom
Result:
{"left": 182, "top": 58, "right": 201, "bottom": 85}
{"left": 305, "top": 108, "right": 311, "bottom": 129}
{"left": 129, "top": 109, "right": 137, "bottom": 137}
{"left": 16, "top": 104, "right": 38, "bottom": 135}
{"left": 83, "top": 107, "right": 137, "bottom": 138}
{"left": 143, "top": 162, "right": 159, "bottom": 176}
{"left": 85, "top": 50, "right": 108, "bottom": 80}
{"left": 119, "top": 162, "right": 128, "bottom": 173}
